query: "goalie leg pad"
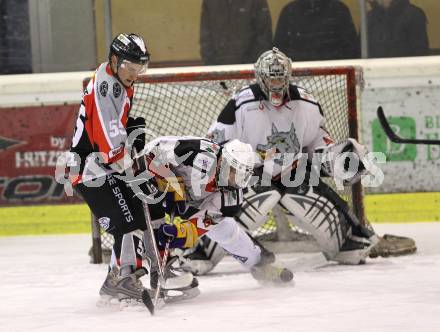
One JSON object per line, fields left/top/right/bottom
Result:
{"left": 280, "top": 183, "right": 378, "bottom": 264}
{"left": 235, "top": 187, "right": 282, "bottom": 232}
{"left": 315, "top": 181, "right": 378, "bottom": 243}
{"left": 279, "top": 186, "right": 348, "bottom": 260}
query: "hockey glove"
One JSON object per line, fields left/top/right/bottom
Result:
{"left": 126, "top": 117, "right": 146, "bottom": 152}
{"left": 318, "top": 138, "right": 368, "bottom": 185}
{"left": 156, "top": 176, "right": 188, "bottom": 215}
{"left": 155, "top": 220, "right": 199, "bottom": 250}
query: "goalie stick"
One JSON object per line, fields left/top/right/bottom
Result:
{"left": 377, "top": 106, "right": 440, "bottom": 145}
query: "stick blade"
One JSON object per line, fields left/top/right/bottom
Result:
{"left": 376, "top": 106, "right": 402, "bottom": 143}
{"left": 142, "top": 290, "right": 155, "bottom": 315}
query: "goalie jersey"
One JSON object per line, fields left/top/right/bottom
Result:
{"left": 208, "top": 84, "right": 334, "bottom": 177}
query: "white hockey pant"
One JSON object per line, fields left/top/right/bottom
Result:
{"left": 205, "top": 217, "right": 261, "bottom": 268}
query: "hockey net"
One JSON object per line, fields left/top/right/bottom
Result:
{"left": 89, "top": 64, "right": 364, "bottom": 263}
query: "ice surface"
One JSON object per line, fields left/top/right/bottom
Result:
{"left": 1, "top": 223, "right": 439, "bottom": 332}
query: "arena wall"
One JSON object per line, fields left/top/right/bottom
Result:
{"left": 1, "top": 56, "right": 439, "bottom": 206}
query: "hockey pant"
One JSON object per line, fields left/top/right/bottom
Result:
{"left": 76, "top": 173, "right": 164, "bottom": 273}
{"left": 177, "top": 187, "right": 281, "bottom": 275}
{"left": 175, "top": 191, "right": 263, "bottom": 274}
{"left": 205, "top": 216, "right": 261, "bottom": 268}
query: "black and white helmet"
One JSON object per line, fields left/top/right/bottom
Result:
{"left": 109, "top": 33, "right": 150, "bottom": 73}
{"left": 254, "top": 47, "right": 292, "bottom": 107}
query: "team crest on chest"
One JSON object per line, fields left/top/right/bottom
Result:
{"left": 99, "top": 81, "right": 108, "bottom": 97}
{"left": 113, "top": 82, "right": 122, "bottom": 98}
{"left": 257, "top": 123, "right": 301, "bottom": 165}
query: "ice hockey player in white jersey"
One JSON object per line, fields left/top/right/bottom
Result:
{"left": 179, "top": 47, "right": 384, "bottom": 274}
{"left": 143, "top": 136, "right": 293, "bottom": 285}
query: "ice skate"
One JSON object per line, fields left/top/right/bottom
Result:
{"left": 251, "top": 264, "right": 294, "bottom": 285}
{"left": 150, "top": 257, "right": 200, "bottom": 303}
{"left": 96, "top": 266, "right": 121, "bottom": 307}
{"left": 250, "top": 249, "right": 293, "bottom": 285}
{"left": 115, "top": 268, "right": 148, "bottom": 302}
{"left": 99, "top": 265, "right": 120, "bottom": 298}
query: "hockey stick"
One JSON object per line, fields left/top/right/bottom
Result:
{"left": 377, "top": 106, "right": 440, "bottom": 145}
{"left": 134, "top": 153, "right": 179, "bottom": 310}
{"left": 152, "top": 206, "right": 175, "bottom": 306}
{"left": 132, "top": 153, "right": 159, "bottom": 315}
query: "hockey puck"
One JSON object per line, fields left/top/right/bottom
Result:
{"left": 280, "top": 268, "right": 294, "bottom": 282}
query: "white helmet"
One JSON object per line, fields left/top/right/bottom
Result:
{"left": 254, "top": 47, "right": 292, "bottom": 107}
{"left": 218, "top": 139, "right": 257, "bottom": 189}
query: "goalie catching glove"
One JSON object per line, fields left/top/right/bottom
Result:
{"left": 317, "top": 138, "right": 368, "bottom": 185}
{"left": 155, "top": 220, "right": 199, "bottom": 250}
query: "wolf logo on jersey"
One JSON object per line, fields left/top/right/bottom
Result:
{"left": 208, "top": 128, "right": 226, "bottom": 144}
{"left": 256, "top": 123, "right": 300, "bottom": 165}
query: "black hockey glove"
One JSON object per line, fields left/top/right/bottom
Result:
{"left": 126, "top": 116, "right": 146, "bottom": 152}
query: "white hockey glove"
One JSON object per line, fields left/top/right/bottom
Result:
{"left": 317, "top": 138, "right": 368, "bottom": 186}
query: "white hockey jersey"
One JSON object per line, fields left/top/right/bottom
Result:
{"left": 145, "top": 136, "right": 243, "bottom": 234}
{"left": 208, "top": 84, "right": 334, "bottom": 178}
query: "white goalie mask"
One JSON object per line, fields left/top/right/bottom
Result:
{"left": 254, "top": 47, "right": 292, "bottom": 107}
{"left": 217, "top": 139, "right": 257, "bottom": 189}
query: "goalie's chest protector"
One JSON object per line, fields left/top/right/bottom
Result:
{"left": 236, "top": 86, "right": 323, "bottom": 158}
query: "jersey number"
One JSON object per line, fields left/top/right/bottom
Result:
{"left": 109, "top": 120, "right": 125, "bottom": 138}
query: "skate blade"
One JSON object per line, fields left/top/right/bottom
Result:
{"left": 119, "top": 298, "right": 150, "bottom": 311}
{"left": 256, "top": 278, "right": 296, "bottom": 288}
{"left": 97, "top": 294, "right": 152, "bottom": 311}
{"left": 163, "top": 287, "right": 201, "bottom": 303}
{"left": 163, "top": 272, "right": 195, "bottom": 290}
{"left": 96, "top": 295, "right": 121, "bottom": 308}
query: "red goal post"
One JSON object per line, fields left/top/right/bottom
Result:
{"left": 86, "top": 64, "right": 365, "bottom": 263}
